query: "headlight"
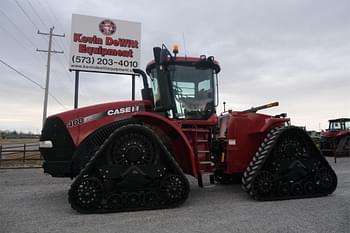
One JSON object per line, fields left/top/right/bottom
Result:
{"left": 39, "top": 140, "right": 53, "bottom": 148}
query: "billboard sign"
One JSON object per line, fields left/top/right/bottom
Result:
{"left": 69, "top": 14, "right": 141, "bottom": 75}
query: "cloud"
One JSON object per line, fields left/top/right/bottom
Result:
{"left": 0, "top": 0, "right": 349, "bottom": 132}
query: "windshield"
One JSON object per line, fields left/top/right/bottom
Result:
{"left": 169, "top": 64, "right": 216, "bottom": 119}
{"left": 329, "top": 121, "right": 350, "bottom": 131}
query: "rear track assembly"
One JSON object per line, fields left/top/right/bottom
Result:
{"left": 242, "top": 126, "right": 337, "bottom": 200}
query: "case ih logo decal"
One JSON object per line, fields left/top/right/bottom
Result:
{"left": 107, "top": 106, "right": 140, "bottom": 116}
{"left": 99, "top": 19, "right": 116, "bottom": 35}
{"left": 67, "top": 105, "right": 141, "bottom": 128}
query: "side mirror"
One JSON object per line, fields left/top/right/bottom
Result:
{"left": 153, "top": 47, "right": 161, "bottom": 64}
{"left": 160, "top": 49, "right": 169, "bottom": 64}
{"left": 153, "top": 45, "right": 172, "bottom": 65}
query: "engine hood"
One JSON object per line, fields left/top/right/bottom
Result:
{"left": 47, "top": 100, "right": 153, "bottom": 145}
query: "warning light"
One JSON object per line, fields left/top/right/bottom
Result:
{"left": 173, "top": 45, "right": 179, "bottom": 55}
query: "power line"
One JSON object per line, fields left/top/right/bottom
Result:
{"left": 26, "top": 0, "right": 48, "bottom": 29}
{"left": 0, "top": 58, "right": 43, "bottom": 89}
{"left": 0, "top": 57, "right": 67, "bottom": 110}
{"left": 49, "top": 93, "right": 67, "bottom": 109}
{"left": 41, "top": 0, "right": 66, "bottom": 34}
{"left": 34, "top": 0, "right": 69, "bottom": 54}
{"left": 14, "top": 0, "right": 40, "bottom": 30}
{"left": 0, "top": 8, "right": 44, "bottom": 56}
{"left": 14, "top": 0, "right": 48, "bottom": 45}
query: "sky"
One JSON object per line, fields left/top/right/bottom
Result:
{"left": 0, "top": 0, "right": 349, "bottom": 133}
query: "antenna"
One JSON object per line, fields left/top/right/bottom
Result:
{"left": 182, "top": 32, "right": 187, "bottom": 58}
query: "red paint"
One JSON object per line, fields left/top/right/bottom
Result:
{"left": 219, "top": 111, "right": 289, "bottom": 173}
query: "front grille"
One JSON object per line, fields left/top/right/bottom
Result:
{"left": 40, "top": 117, "right": 76, "bottom": 161}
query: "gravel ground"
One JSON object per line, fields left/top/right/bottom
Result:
{"left": 0, "top": 157, "right": 349, "bottom": 233}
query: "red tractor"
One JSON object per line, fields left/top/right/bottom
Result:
{"left": 39, "top": 45, "right": 337, "bottom": 213}
{"left": 320, "top": 118, "right": 350, "bottom": 157}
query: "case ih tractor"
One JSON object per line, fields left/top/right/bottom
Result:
{"left": 39, "top": 45, "right": 337, "bottom": 213}
{"left": 320, "top": 118, "right": 350, "bottom": 157}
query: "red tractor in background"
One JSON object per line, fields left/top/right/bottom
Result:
{"left": 320, "top": 118, "right": 350, "bottom": 157}
{"left": 39, "top": 45, "right": 337, "bottom": 213}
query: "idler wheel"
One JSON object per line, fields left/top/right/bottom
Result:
{"left": 316, "top": 167, "right": 336, "bottom": 192}
{"left": 161, "top": 175, "right": 187, "bottom": 203}
{"left": 253, "top": 171, "right": 274, "bottom": 196}
{"left": 71, "top": 177, "right": 103, "bottom": 210}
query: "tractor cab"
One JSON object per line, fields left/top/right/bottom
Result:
{"left": 145, "top": 45, "right": 220, "bottom": 120}
{"left": 327, "top": 118, "right": 350, "bottom": 131}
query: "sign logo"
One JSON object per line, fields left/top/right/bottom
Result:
{"left": 99, "top": 19, "right": 116, "bottom": 35}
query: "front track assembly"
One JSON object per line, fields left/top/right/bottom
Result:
{"left": 68, "top": 124, "right": 189, "bottom": 213}
{"left": 242, "top": 126, "right": 337, "bottom": 200}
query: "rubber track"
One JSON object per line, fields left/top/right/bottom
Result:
{"left": 68, "top": 124, "right": 190, "bottom": 213}
{"left": 241, "top": 126, "right": 337, "bottom": 200}
{"left": 241, "top": 126, "right": 284, "bottom": 193}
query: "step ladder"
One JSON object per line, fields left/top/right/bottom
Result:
{"left": 182, "top": 128, "right": 216, "bottom": 188}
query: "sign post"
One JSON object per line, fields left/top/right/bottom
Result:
{"left": 69, "top": 14, "right": 141, "bottom": 107}
{"left": 74, "top": 71, "right": 79, "bottom": 109}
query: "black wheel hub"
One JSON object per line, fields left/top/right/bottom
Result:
{"left": 303, "top": 181, "right": 316, "bottom": 194}
{"left": 161, "top": 175, "right": 186, "bottom": 202}
{"left": 253, "top": 171, "right": 274, "bottom": 196}
{"left": 291, "top": 182, "right": 303, "bottom": 195}
{"left": 109, "top": 133, "right": 155, "bottom": 166}
{"left": 316, "top": 167, "right": 335, "bottom": 191}
{"left": 73, "top": 177, "right": 103, "bottom": 209}
{"left": 125, "top": 145, "right": 143, "bottom": 162}
{"left": 275, "top": 136, "right": 306, "bottom": 159}
{"left": 278, "top": 182, "right": 290, "bottom": 196}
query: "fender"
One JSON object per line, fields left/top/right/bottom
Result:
{"left": 259, "top": 117, "right": 290, "bottom": 133}
{"left": 132, "top": 112, "right": 199, "bottom": 177}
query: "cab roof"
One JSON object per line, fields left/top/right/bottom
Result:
{"left": 329, "top": 118, "right": 350, "bottom": 122}
{"left": 145, "top": 56, "right": 220, "bottom": 75}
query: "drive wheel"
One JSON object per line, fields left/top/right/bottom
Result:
{"left": 273, "top": 135, "right": 308, "bottom": 160}
{"left": 106, "top": 125, "right": 159, "bottom": 166}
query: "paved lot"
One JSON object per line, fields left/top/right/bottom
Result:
{"left": 0, "top": 158, "right": 349, "bottom": 233}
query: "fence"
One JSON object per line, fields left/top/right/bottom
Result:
{"left": 0, "top": 143, "right": 42, "bottom": 168}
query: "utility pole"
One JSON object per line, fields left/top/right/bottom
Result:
{"left": 37, "top": 26, "right": 65, "bottom": 128}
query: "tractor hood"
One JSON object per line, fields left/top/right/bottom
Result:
{"left": 45, "top": 100, "right": 153, "bottom": 145}
{"left": 321, "top": 129, "right": 350, "bottom": 138}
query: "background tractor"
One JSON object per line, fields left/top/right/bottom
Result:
{"left": 320, "top": 118, "right": 350, "bottom": 157}
{"left": 39, "top": 45, "right": 337, "bottom": 213}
